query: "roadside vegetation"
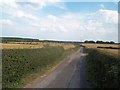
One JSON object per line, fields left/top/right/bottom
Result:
{"left": 2, "top": 45, "right": 79, "bottom": 88}
{"left": 1, "top": 37, "right": 39, "bottom": 43}
{"left": 86, "top": 48, "right": 119, "bottom": 88}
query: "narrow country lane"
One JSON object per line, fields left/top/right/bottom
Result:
{"left": 25, "top": 47, "right": 90, "bottom": 88}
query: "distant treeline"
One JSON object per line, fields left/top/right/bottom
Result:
{"left": 1, "top": 37, "right": 82, "bottom": 44}
{"left": 1, "top": 37, "right": 39, "bottom": 43}
{"left": 1, "top": 37, "right": 118, "bottom": 44}
{"left": 40, "top": 40, "right": 82, "bottom": 44}
{"left": 84, "top": 40, "right": 116, "bottom": 44}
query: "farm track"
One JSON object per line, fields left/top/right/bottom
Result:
{"left": 25, "top": 47, "right": 90, "bottom": 88}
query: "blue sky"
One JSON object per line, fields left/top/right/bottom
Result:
{"left": 0, "top": 0, "right": 118, "bottom": 42}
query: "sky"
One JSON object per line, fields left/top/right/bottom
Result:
{"left": 0, "top": 0, "right": 119, "bottom": 42}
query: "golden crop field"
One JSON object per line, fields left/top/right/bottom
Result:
{"left": 48, "top": 43, "right": 75, "bottom": 50}
{"left": 1, "top": 42, "right": 75, "bottom": 50}
{"left": 82, "top": 44, "right": 119, "bottom": 55}
{"left": 1, "top": 43, "right": 44, "bottom": 49}
{"left": 82, "top": 44, "right": 119, "bottom": 48}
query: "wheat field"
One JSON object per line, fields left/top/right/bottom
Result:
{"left": 82, "top": 44, "right": 119, "bottom": 55}
{"left": 1, "top": 42, "right": 75, "bottom": 50}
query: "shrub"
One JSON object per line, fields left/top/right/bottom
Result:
{"left": 2, "top": 46, "right": 64, "bottom": 88}
{"left": 86, "top": 49, "right": 119, "bottom": 88}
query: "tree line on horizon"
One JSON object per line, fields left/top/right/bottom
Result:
{"left": 84, "top": 40, "right": 115, "bottom": 44}
{"left": 1, "top": 37, "right": 117, "bottom": 44}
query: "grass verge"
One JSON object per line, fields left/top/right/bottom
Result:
{"left": 86, "top": 48, "right": 120, "bottom": 88}
{"left": 2, "top": 45, "right": 79, "bottom": 88}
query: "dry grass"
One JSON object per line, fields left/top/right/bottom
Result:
{"left": 100, "top": 49, "right": 119, "bottom": 55}
{"left": 48, "top": 43, "right": 75, "bottom": 50}
{"left": 2, "top": 43, "right": 43, "bottom": 49}
{"left": 82, "top": 44, "right": 119, "bottom": 55}
{"left": 82, "top": 44, "right": 119, "bottom": 48}
{"left": 1, "top": 42, "right": 75, "bottom": 50}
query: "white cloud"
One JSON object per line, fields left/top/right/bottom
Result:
{"left": 1, "top": 0, "right": 118, "bottom": 42}
{"left": 25, "top": 9, "right": 117, "bottom": 37}
{"left": 0, "top": 1, "right": 16, "bottom": 9}
{"left": 0, "top": 19, "right": 13, "bottom": 25}
{"left": 0, "top": 0, "right": 16, "bottom": 3}
{"left": 40, "top": 14, "right": 83, "bottom": 32}
{"left": 47, "top": 15, "right": 58, "bottom": 22}
{"left": 1, "top": 0, "right": 64, "bottom": 23}
{"left": 3, "top": 9, "right": 118, "bottom": 42}
{"left": 17, "top": 0, "right": 63, "bottom": 10}
{"left": 16, "top": 10, "right": 37, "bottom": 20}
{"left": 1, "top": 0, "right": 38, "bottom": 22}
{"left": 85, "top": 20, "right": 102, "bottom": 31}
{"left": 28, "top": 0, "right": 47, "bottom": 9}
{"left": 97, "top": 9, "right": 118, "bottom": 24}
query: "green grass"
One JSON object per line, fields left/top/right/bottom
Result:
{"left": 2, "top": 46, "right": 79, "bottom": 88}
{"left": 0, "top": 56, "right": 1, "bottom": 89}
{"left": 86, "top": 48, "right": 120, "bottom": 88}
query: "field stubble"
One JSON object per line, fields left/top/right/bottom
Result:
{"left": 1, "top": 42, "right": 75, "bottom": 50}
{"left": 82, "top": 44, "right": 119, "bottom": 55}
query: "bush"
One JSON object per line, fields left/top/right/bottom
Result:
{"left": 2, "top": 46, "right": 65, "bottom": 88}
{"left": 86, "top": 49, "right": 119, "bottom": 88}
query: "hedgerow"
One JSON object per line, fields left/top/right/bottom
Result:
{"left": 2, "top": 46, "right": 65, "bottom": 88}
{"left": 86, "top": 49, "right": 119, "bottom": 88}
